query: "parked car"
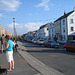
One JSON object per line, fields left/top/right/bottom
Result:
{"left": 63, "top": 40, "right": 75, "bottom": 52}
{"left": 27, "top": 39, "right": 32, "bottom": 43}
{"left": 32, "top": 39, "right": 37, "bottom": 44}
{"left": 57, "top": 40, "right": 66, "bottom": 45}
{"left": 37, "top": 39, "right": 44, "bottom": 45}
{"left": 43, "top": 40, "right": 48, "bottom": 47}
{"left": 48, "top": 40, "right": 59, "bottom": 48}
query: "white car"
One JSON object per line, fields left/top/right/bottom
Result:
{"left": 32, "top": 40, "right": 37, "bottom": 44}
{"left": 37, "top": 39, "right": 44, "bottom": 45}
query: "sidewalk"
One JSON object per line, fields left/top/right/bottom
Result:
{"left": 0, "top": 50, "right": 38, "bottom": 75}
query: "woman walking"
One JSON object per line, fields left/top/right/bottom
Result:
{"left": 5, "top": 35, "right": 14, "bottom": 71}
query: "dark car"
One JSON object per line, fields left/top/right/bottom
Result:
{"left": 64, "top": 40, "right": 75, "bottom": 52}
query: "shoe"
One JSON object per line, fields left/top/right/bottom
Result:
{"left": 12, "top": 68, "right": 14, "bottom": 70}
{"left": 7, "top": 69, "right": 12, "bottom": 72}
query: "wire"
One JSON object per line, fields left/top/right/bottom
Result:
{"left": 15, "top": 18, "right": 54, "bottom": 24}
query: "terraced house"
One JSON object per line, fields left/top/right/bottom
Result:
{"left": 39, "top": 23, "right": 50, "bottom": 40}
{"left": 54, "top": 8, "right": 75, "bottom": 41}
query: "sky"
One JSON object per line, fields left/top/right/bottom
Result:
{"left": 0, "top": 0, "right": 75, "bottom": 35}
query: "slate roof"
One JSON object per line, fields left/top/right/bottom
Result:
{"left": 40, "top": 23, "right": 50, "bottom": 29}
{"left": 54, "top": 11, "right": 74, "bottom": 22}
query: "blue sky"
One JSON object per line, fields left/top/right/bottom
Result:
{"left": 0, "top": 0, "right": 75, "bottom": 35}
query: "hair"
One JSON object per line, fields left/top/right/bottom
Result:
{"left": 5, "top": 35, "right": 10, "bottom": 40}
{"left": 2, "top": 34, "right": 4, "bottom": 36}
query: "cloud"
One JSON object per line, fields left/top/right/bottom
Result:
{"left": 7, "top": 22, "right": 44, "bottom": 35}
{"left": 7, "top": 23, "right": 24, "bottom": 35}
{"left": 0, "top": 0, "right": 21, "bottom": 11}
{"left": 8, "top": 23, "right": 23, "bottom": 28}
{"left": 24, "top": 22, "right": 44, "bottom": 32}
{"left": 0, "top": 13, "right": 3, "bottom": 17}
{"left": 35, "top": 0, "right": 53, "bottom": 11}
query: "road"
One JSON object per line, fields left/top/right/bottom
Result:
{"left": 21, "top": 40, "right": 75, "bottom": 75}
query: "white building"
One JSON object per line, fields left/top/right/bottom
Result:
{"left": 24, "top": 31, "right": 36, "bottom": 40}
{"left": 39, "top": 23, "right": 50, "bottom": 40}
{"left": 48, "top": 22, "right": 55, "bottom": 40}
{"left": 34, "top": 30, "right": 40, "bottom": 40}
{"left": 54, "top": 8, "right": 75, "bottom": 41}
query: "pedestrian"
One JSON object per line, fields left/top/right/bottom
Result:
{"left": 1, "top": 34, "right": 5, "bottom": 53}
{"left": 5, "top": 35, "right": 14, "bottom": 71}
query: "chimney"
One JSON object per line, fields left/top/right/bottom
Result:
{"left": 64, "top": 10, "right": 66, "bottom": 15}
{"left": 74, "top": 7, "right": 75, "bottom": 11}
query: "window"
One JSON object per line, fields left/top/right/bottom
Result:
{"left": 70, "top": 19, "right": 73, "bottom": 24}
{"left": 63, "top": 35, "right": 65, "bottom": 40}
{"left": 52, "top": 29, "right": 53, "bottom": 32}
{"left": 63, "top": 20, "right": 65, "bottom": 25}
{"left": 52, "top": 34, "right": 53, "bottom": 37}
{"left": 49, "top": 30, "right": 50, "bottom": 33}
{"left": 71, "top": 27, "right": 74, "bottom": 31}
{"left": 63, "top": 27, "right": 65, "bottom": 33}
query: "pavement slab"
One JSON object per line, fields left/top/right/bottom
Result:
{"left": 0, "top": 50, "right": 38, "bottom": 75}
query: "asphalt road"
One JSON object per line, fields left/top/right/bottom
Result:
{"left": 21, "top": 40, "right": 75, "bottom": 75}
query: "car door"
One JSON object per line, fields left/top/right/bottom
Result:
{"left": 71, "top": 42, "right": 75, "bottom": 51}
{"left": 67, "top": 41, "right": 71, "bottom": 51}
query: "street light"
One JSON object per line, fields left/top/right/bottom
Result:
{"left": 13, "top": 18, "right": 15, "bottom": 37}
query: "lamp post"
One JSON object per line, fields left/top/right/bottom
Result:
{"left": 13, "top": 18, "right": 15, "bottom": 37}
{"left": 0, "top": 24, "right": 1, "bottom": 37}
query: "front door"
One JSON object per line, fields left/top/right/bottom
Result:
{"left": 73, "top": 36, "right": 75, "bottom": 40}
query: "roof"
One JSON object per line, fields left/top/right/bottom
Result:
{"left": 54, "top": 11, "right": 74, "bottom": 22}
{"left": 40, "top": 25, "right": 45, "bottom": 29}
{"left": 40, "top": 23, "right": 50, "bottom": 29}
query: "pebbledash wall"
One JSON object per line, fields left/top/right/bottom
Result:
{"left": 67, "top": 11, "right": 75, "bottom": 40}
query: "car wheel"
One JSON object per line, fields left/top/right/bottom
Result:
{"left": 65, "top": 48, "right": 68, "bottom": 51}
{"left": 48, "top": 45, "right": 50, "bottom": 47}
{"left": 50, "top": 45, "right": 52, "bottom": 48}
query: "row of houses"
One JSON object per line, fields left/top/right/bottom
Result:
{"left": 24, "top": 8, "right": 75, "bottom": 42}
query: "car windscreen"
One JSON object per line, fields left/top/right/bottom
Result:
{"left": 67, "top": 42, "right": 71, "bottom": 45}
{"left": 71, "top": 42, "right": 75, "bottom": 46}
{"left": 40, "top": 40, "right": 44, "bottom": 41}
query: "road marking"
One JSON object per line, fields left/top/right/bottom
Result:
{"left": 34, "top": 73, "right": 43, "bottom": 75}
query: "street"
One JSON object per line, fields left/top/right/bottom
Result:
{"left": 20, "top": 40, "right": 75, "bottom": 75}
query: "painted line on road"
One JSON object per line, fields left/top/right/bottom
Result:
{"left": 34, "top": 73, "right": 43, "bottom": 75}
{"left": 17, "top": 41, "right": 64, "bottom": 75}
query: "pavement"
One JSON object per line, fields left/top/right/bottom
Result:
{"left": 0, "top": 48, "right": 39, "bottom": 75}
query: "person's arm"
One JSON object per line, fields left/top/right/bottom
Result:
{"left": 6, "top": 43, "right": 9, "bottom": 49}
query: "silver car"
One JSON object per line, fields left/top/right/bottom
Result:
{"left": 48, "top": 40, "right": 59, "bottom": 48}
